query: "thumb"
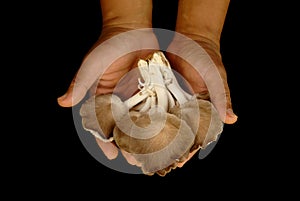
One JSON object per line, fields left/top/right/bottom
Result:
{"left": 225, "top": 108, "right": 238, "bottom": 124}
{"left": 222, "top": 91, "right": 238, "bottom": 124}
{"left": 223, "top": 87, "right": 238, "bottom": 124}
{"left": 204, "top": 65, "right": 238, "bottom": 124}
{"left": 57, "top": 74, "right": 88, "bottom": 107}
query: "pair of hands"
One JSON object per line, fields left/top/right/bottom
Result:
{"left": 57, "top": 27, "right": 237, "bottom": 168}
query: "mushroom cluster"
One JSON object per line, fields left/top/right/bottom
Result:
{"left": 80, "top": 51, "right": 223, "bottom": 176}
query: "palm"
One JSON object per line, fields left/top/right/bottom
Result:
{"left": 166, "top": 38, "right": 226, "bottom": 96}
{"left": 90, "top": 50, "right": 154, "bottom": 97}
{"left": 61, "top": 28, "right": 159, "bottom": 107}
{"left": 166, "top": 36, "right": 232, "bottom": 167}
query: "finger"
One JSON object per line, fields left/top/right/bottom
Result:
{"left": 177, "top": 148, "right": 199, "bottom": 168}
{"left": 95, "top": 138, "right": 119, "bottom": 160}
{"left": 120, "top": 149, "right": 141, "bottom": 167}
{"left": 58, "top": 29, "right": 159, "bottom": 107}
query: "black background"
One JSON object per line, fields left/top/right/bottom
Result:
{"left": 6, "top": 0, "right": 296, "bottom": 197}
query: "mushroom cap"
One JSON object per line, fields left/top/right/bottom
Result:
{"left": 196, "top": 99, "right": 223, "bottom": 149}
{"left": 80, "top": 94, "right": 127, "bottom": 141}
{"left": 169, "top": 94, "right": 223, "bottom": 152}
{"left": 113, "top": 109, "right": 195, "bottom": 175}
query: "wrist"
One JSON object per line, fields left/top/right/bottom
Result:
{"left": 171, "top": 31, "right": 221, "bottom": 55}
{"left": 98, "top": 25, "right": 155, "bottom": 45}
{"left": 175, "top": 28, "right": 221, "bottom": 50}
{"left": 175, "top": 0, "right": 230, "bottom": 48}
{"left": 101, "top": 0, "right": 152, "bottom": 30}
{"left": 102, "top": 18, "right": 152, "bottom": 30}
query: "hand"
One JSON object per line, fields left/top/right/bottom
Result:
{"left": 57, "top": 26, "right": 159, "bottom": 163}
{"left": 166, "top": 33, "right": 238, "bottom": 167}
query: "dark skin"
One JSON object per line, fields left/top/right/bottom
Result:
{"left": 58, "top": 0, "right": 237, "bottom": 168}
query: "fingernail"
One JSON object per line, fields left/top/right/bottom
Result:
{"left": 226, "top": 109, "right": 237, "bottom": 118}
{"left": 226, "top": 109, "right": 238, "bottom": 124}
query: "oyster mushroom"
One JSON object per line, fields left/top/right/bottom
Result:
{"left": 80, "top": 51, "right": 223, "bottom": 176}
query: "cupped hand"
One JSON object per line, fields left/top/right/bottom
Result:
{"left": 57, "top": 26, "right": 159, "bottom": 163}
{"left": 166, "top": 33, "right": 238, "bottom": 167}
{"left": 58, "top": 27, "right": 159, "bottom": 107}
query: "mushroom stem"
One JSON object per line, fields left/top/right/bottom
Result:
{"left": 148, "top": 59, "right": 169, "bottom": 112}
{"left": 139, "top": 96, "right": 152, "bottom": 112}
{"left": 162, "top": 67, "right": 194, "bottom": 105}
{"left": 123, "top": 90, "right": 150, "bottom": 109}
{"left": 124, "top": 51, "right": 194, "bottom": 112}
